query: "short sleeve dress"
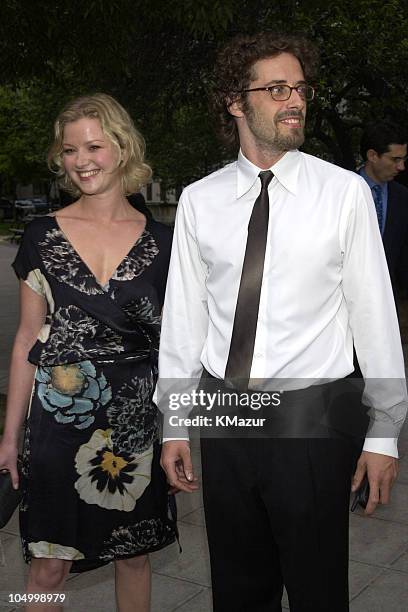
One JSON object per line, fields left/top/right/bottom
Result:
{"left": 12, "top": 215, "right": 176, "bottom": 572}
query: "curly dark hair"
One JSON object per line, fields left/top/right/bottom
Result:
{"left": 211, "top": 32, "right": 319, "bottom": 150}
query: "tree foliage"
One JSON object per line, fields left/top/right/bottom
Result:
{"left": 0, "top": 0, "right": 407, "bottom": 194}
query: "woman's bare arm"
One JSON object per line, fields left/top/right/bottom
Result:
{"left": 0, "top": 282, "right": 46, "bottom": 487}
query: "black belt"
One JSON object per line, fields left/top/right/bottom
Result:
{"left": 196, "top": 370, "right": 368, "bottom": 440}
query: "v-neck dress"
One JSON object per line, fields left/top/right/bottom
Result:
{"left": 12, "top": 215, "right": 176, "bottom": 572}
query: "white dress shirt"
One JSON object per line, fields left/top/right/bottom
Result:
{"left": 159, "top": 149, "right": 407, "bottom": 456}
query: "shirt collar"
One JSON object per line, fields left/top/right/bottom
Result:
{"left": 359, "top": 166, "right": 386, "bottom": 190}
{"left": 237, "top": 149, "right": 301, "bottom": 198}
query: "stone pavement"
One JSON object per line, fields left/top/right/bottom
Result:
{"left": 1, "top": 241, "right": 408, "bottom": 611}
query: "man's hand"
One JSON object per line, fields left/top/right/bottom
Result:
{"left": 161, "top": 440, "right": 199, "bottom": 493}
{"left": 352, "top": 450, "right": 398, "bottom": 515}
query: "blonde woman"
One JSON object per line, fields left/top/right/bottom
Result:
{"left": 0, "top": 94, "right": 176, "bottom": 611}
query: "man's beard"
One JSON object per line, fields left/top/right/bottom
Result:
{"left": 245, "top": 105, "right": 305, "bottom": 152}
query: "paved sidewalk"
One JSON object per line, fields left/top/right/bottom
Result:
{"left": 1, "top": 241, "right": 408, "bottom": 611}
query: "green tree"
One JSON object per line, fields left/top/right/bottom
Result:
{"left": 0, "top": 0, "right": 407, "bottom": 191}
{"left": 0, "top": 75, "right": 86, "bottom": 195}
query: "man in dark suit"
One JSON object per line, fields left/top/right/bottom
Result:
{"left": 359, "top": 122, "right": 408, "bottom": 292}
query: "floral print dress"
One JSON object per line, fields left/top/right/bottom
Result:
{"left": 12, "top": 215, "right": 176, "bottom": 572}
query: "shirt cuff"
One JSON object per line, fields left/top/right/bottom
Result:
{"left": 362, "top": 437, "right": 398, "bottom": 458}
{"left": 162, "top": 438, "right": 190, "bottom": 443}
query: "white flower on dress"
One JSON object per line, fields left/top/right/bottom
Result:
{"left": 26, "top": 269, "right": 55, "bottom": 343}
{"left": 38, "top": 305, "right": 124, "bottom": 364}
{"left": 100, "top": 519, "right": 174, "bottom": 561}
{"left": 74, "top": 429, "right": 153, "bottom": 511}
{"left": 26, "top": 269, "right": 54, "bottom": 311}
{"left": 107, "top": 373, "right": 158, "bottom": 454}
{"left": 39, "top": 228, "right": 103, "bottom": 295}
{"left": 28, "top": 541, "right": 84, "bottom": 560}
{"left": 111, "top": 231, "right": 159, "bottom": 281}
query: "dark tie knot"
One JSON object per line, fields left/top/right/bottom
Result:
{"left": 259, "top": 170, "right": 274, "bottom": 190}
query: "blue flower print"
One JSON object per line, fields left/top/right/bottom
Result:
{"left": 36, "top": 361, "right": 112, "bottom": 429}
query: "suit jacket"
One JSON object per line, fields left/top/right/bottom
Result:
{"left": 382, "top": 180, "right": 408, "bottom": 292}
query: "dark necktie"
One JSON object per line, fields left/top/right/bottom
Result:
{"left": 224, "top": 170, "right": 273, "bottom": 388}
{"left": 372, "top": 184, "right": 384, "bottom": 233}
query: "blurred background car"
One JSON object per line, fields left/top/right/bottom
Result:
{"left": 14, "top": 197, "right": 48, "bottom": 219}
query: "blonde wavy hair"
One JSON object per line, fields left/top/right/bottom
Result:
{"left": 48, "top": 93, "right": 152, "bottom": 196}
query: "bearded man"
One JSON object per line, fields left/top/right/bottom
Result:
{"left": 158, "top": 33, "right": 407, "bottom": 612}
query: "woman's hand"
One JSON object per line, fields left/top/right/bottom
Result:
{"left": 0, "top": 441, "right": 19, "bottom": 489}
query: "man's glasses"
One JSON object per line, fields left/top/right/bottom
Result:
{"left": 241, "top": 84, "right": 315, "bottom": 102}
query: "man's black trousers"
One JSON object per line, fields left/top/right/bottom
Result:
{"left": 199, "top": 377, "right": 367, "bottom": 612}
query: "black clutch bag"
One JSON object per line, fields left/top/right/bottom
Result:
{"left": 0, "top": 458, "right": 22, "bottom": 529}
{"left": 350, "top": 475, "right": 370, "bottom": 512}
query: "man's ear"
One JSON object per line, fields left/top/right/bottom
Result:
{"left": 228, "top": 96, "right": 245, "bottom": 119}
{"left": 366, "top": 148, "right": 380, "bottom": 163}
